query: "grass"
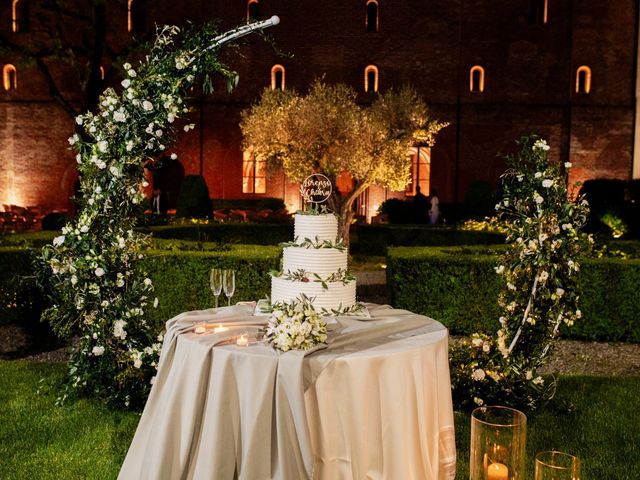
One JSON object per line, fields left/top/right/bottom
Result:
{"left": 1, "top": 361, "right": 638, "bottom": 479}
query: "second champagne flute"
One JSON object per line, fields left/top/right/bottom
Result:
{"left": 210, "top": 268, "right": 223, "bottom": 309}
{"left": 223, "top": 269, "right": 236, "bottom": 306}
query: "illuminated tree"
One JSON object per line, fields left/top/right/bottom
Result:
{"left": 240, "top": 81, "right": 447, "bottom": 244}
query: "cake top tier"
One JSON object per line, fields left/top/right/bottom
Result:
{"left": 294, "top": 213, "right": 338, "bottom": 243}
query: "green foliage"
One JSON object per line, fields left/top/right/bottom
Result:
{"left": 147, "top": 223, "right": 293, "bottom": 245}
{"left": 356, "top": 224, "right": 505, "bottom": 255}
{"left": 0, "top": 248, "right": 45, "bottom": 326}
{"left": 143, "top": 244, "right": 280, "bottom": 332}
{"left": 176, "top": 175, "right": 213, "bottom": 219}
{"left": 41, "top": 212, "right": 70, "bottom": 231}
{"left": 387, "top": 245, "right": 640, "bottom": 342}
{"left": 37, "top": 22, "right": 261, "bottom": 409}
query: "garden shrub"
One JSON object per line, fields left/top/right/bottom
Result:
{"left": 176, "top": 175, "right": 212, "bottom": 218}
{"left": 357, "top": 224, "right": 505, "bottom": 255}
{"left": 142, "top": 243, "right": 281, "bottom": 332}
{"left": 41, "top": 212, "right": 69, "bottom": 231}
{"left": 387, "top": 245, "right": 640, "bottom": 343}
{"left": 377, "top": 198, "right": 416, "bottom": 224}
{"left": 146, "top": 223, "right": 293, "bottom": 245}
{"left": 0, "top": 248, "right": 45, "bottom": 326}
{"left": 210, "top": 197, "right": 286, "bottom": 211}
{"left": 462, "top": 180, "right": 497, "bottom": 219}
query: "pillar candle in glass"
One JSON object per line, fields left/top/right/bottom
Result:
{"left": 470, "top": 406, "right": 527, "bottom": 480}
{"left": 535, "top": 451, "right": 580, "bottom": 480}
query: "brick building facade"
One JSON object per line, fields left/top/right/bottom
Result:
{"left": 1, "top": 0, "right": 638, "bottom": 220}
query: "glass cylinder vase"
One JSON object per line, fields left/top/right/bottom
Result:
{"left": 535, "top": 451, "right": 580, "bottom": 480}
{"left": 470, "top": 406, "right": 527, "bottom": 480}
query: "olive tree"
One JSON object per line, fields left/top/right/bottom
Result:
{"left": 240, "top": 81, "right": 447, "bottom": 244}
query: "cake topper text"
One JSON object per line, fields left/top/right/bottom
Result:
{"left": 300, "top": 174, "right": 332, "bottom": 204}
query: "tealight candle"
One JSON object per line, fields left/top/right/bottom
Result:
{"left": 236, "top": 334, "right": 249, "bottom": 346}
{"left": 213, "top": 324, "right": 229, "bottom": 333}
{"left": 194, "top": 324, "right": 206, "bottom": 334}
{"left": 487, "top": 462, "right": 508, "bottom": 480}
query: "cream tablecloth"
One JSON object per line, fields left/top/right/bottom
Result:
{"left": 118, "top": 303, "right": 456, "bottom": 480}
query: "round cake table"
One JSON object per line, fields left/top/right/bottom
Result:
{"left": 118, "top": 302, "right": 456, "bottom": 480}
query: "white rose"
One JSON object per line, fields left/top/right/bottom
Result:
{"left": 128, "top": 69, "right": 137, "bottom": 77}
{"left": 144, "top": 278, "right": 152, "bottom": 286}
{"left": 126, "top": 140, "right": 134, "bottom": 151}
{"left": 535, "top": 195, "right": 544, "bottom": 204}
{"left": 472, "top": 369, "right": 486, "bottom": 381}
{"left": 542, "top": 179, "right": 554, "bottom": 188}
{"left": 80, "top": 225, "right": 89, "bottom": 233}
{"left": 143, "top": 100, "right": 154, "bottom": 111}
{"left": 495, "top": 265, "right": 505, "bottom": 274}
{"left": 92, "top": 345, "right": 105, "bottom": 356}
{"left": 110, "top": 166, "right": 120, "bottom": 177}
{"left": 95, "top": 267, "right": 105, "bottom": 277}
{"left": 556, "top": 288, "right": 565, "bottom": 297}
{"left": 114, "top": 111, "right": 126, "bottom": 122}
{"left": 98, "top": 141, "right": 108, "bottom": 152}
{"left": 121, "top": 79, "right": 131, "bottom": 88}
{"left": 71, "top": 275, "right": 78, "bottom": 285}
{"left": 170, "top": 153, "right": 177, "bottom": 160}
{"left": 473, "top": 397, "right": 484, "bottom": 406}
{"left": 123, "top": 62, "right": 131, "bottom": 70}
{"left": 167, "top": 113, "right": 175, "bottom": 123}
{"left": 75, "top": 115, "right": 83, "bottom": 125}
{"left": 53, "top": 235, "right": 65, "bottom": 247}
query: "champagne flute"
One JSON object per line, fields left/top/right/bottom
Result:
{"left": 210, "top": 268, "right": 223, "bottom": 309}
{"left": 223, "top": 269, "right": 236, "bottom": 306}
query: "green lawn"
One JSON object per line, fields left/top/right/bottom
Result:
{"left": 1, "top": 361, "right": 638, "bottom": 479}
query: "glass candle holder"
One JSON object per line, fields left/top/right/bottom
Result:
{"left": 535, "top": 451, "right": 580, "bottom": 480}
{"left": 470, "top": 406, "right": 527, "bottom": 480}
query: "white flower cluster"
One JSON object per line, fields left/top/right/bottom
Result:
{"left": 265, "top": 295, "right": 328, "bottom": 352}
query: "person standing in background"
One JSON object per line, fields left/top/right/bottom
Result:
{"left": 429, "top": 188, "right": 440, "bottom": 224}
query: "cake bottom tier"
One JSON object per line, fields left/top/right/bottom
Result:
{"left": 271, "top": 277, "right": 356, "bottom": 312}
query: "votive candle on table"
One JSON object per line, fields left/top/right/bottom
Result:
{"left": 236, "top": 334, "right": 249, "bottom": 346}
{"left": 487, "top": 462, "right": 509, "bottom": 480}
{"left": 213, "top": 324, "right": 229, "bottom": 333}
{"left": 194, "top": 323, "right": 206, "bottom": 334}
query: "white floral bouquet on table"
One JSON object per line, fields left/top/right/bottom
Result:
{"left": 265, "top": 295, "right": 328, "bottom": 352}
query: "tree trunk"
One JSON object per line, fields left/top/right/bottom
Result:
{"left": 330, "top": 181, "right": 368, "bottom": 247}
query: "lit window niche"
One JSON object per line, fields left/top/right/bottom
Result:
{"left": 576, "top": 66, "right": 592, "bottom": 94}
{"left": 469, "top": 65, "right": 485, "bottom": 93}
{"left": 3, "top": 64, "right": 17, "bottom": 91}
{"left": 12, "top": 0, "right": 29, "bottom": 33}
{"left": 128, "top": 0, "right": 146, "bottom": 33}
{"left": 242, "top": 150, "right": 266, "bottom": 194}
{"left": 405, "top": 147, "right": 431, "bottom": 196}
{"left": 531, "top": 0, "right": 548, "bottom": 24}
{"left": 247, "top": 0, "right": 259, "bottom": 22}
{"left": 271, "top": 64, "right": 285, "bottom": 90}
{"left": 366, "top": 0, "right": 379, "bottom": 32}
{"left": 364, "top": 65, "right": 379, "bottom": 93}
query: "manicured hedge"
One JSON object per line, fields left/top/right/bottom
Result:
{"left": 0, "top": 248, "right": 45, "bottom": 325}
{"left": 1, "top": 242, "right": 281, "bottom": 334}
{"left": 355, "top": 224, "right": 505, "bottom": 255}
{"left": 143, "top": 244, "right": 281, "bottom": 331}
{"left": 387, "top": 246, "right": 640, "bottom": 342}
{"left": 146, "top": 223, "right": 293, "bottom": 245}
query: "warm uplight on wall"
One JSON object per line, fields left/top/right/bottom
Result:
{"left": 3, "top": 64, "right": 17, "bottom": 91}
{"left": 100, "top": 66, "right": 105, "bottom": 80}
{"left": 127, "top": 0, "right": 133, "bottom": 32}
{"left": 470, "top": 65, "right": 485, "bottom": 92}
{"left": 366, "top": 0, "right": 379, "bottom": 32}
{"left": 364, "top": 65, "right": 379, "bottom": 92}
{"left": 271, "top": 64, "right": 285, "bottom": 90}
{"left": 247, "top": 0, "right": 259, "bottom": 22}
{"left": 11, "top": 0, "right": 21, "bottom": 32}
{"left": 576, "top": 65, "right": 592, "bottom": 94}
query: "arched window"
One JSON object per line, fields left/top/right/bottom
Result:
{"left": 128, "top": 0, "right": 146, "bottom": 33}
{"left": 3, "top": 64, "right": 17, "bottom": 91}
{"left": 364, "top": 65, "right": 378, "bottom": 93}
{"left": 12, "top": 0, "right": 29, "bottom": 33}
{"left": 530, "top": 0, "right": 548, "bottom": 24}
{"left": 271, "top": 64, "right": 285, "bottom": 90}
{"left": 576, "top": 66, "right": 592, "bottom": 94}
{"left": 247, "top": 0, "right": 259, "bottom": 22}
{"left": 242, "top": 151, "right": 266, "bottom": 194}
{"left": 470, "top": 65, "right": 485, "bottom": 93}
{"left": 366, "top": 0, "right": 379, "bottom": 32}
{"left": 405, "top": 147, "right": 431, "bottom": 196}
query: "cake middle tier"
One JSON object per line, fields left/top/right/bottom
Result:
{"left": 271, "top": 277, "right": 356, "bottom": 311}
{"left": 282, "top": 247, "right": 348, "bottom": 277}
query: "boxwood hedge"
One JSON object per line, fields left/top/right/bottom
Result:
{"left": 387, "top": 245, "right": 640, "bottom": 342}
{"left": 356, "top": 224, "right": 505, "bottom": 255}
{"left": 145, "top": 223, "right": 293, "bottom": 245}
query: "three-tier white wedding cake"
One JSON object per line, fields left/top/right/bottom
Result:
{"left": 270, "top": 213, "right": 357, "bottom": 312}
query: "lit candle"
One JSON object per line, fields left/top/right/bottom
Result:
{"left": 236, "top": 334, "right": 249, "bottom": 346}
{"left": 487, "top": 462, "right": 508, "bottom": 480}
{"left": 213, "top": 324, "right": 229, "bottom": 333}
{"left": 194, "top": 324, "right": 206, "bottom": 334}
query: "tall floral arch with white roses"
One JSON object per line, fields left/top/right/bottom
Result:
{"left": 449, "top": 136, "right": 592, "bottom": 411}
{"left": 40, "top": 18, "right": 279, "bottom": 408}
